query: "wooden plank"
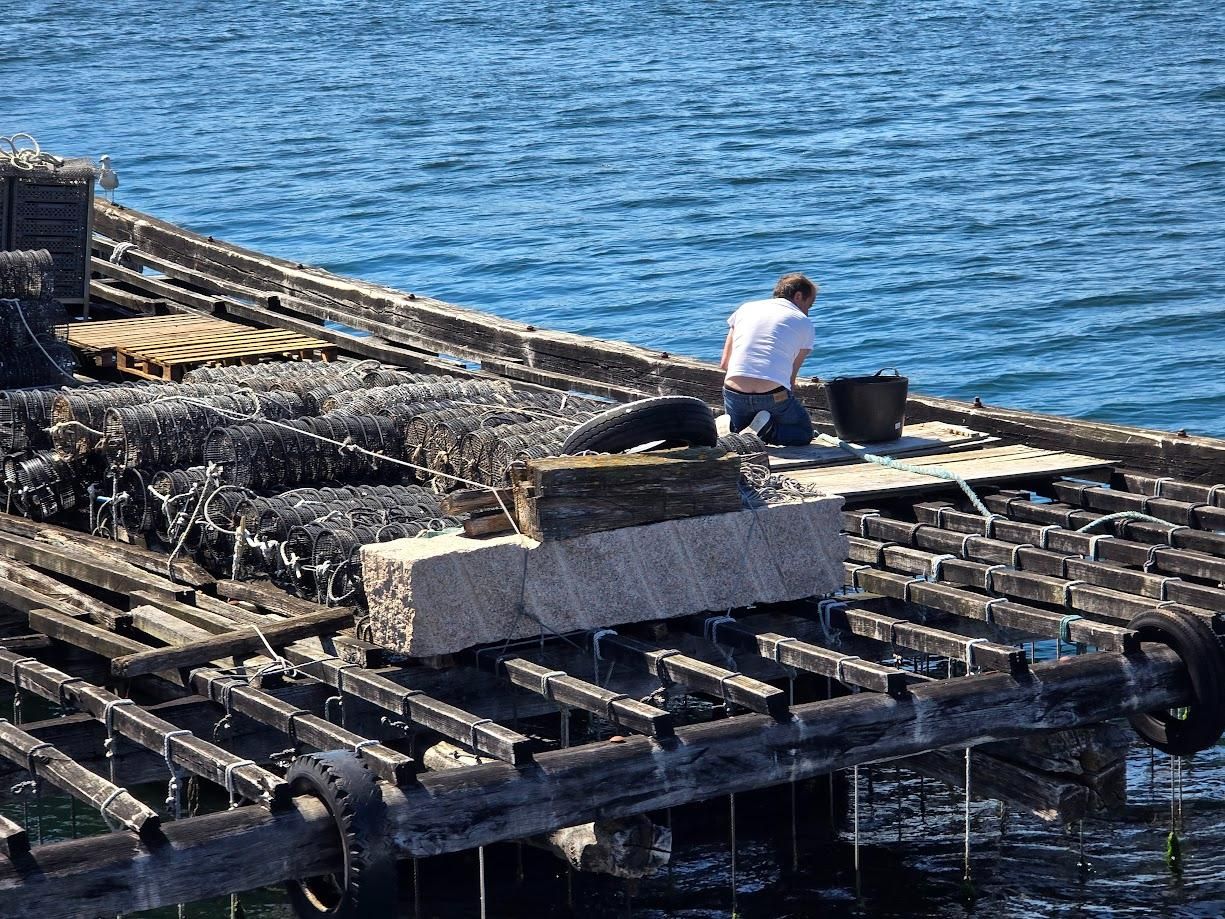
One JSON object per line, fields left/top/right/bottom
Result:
{"left": 0, "top": 530, "right": 195, "bottom": 602}
{"left": 593, "top": 633, "right": 788, "bottom": 717}
{"left": 279, "top": 644, "right": 538, "bottom": 765}
{"left": 0, "top": 721, "right": 160, "bottom": 838}
{"left": 497, "top": 657, "right": 673, "bottom": 738}
{"left": 913, "top": 501, "right": 1225, "bottom": 585}
{"left": 512, "top": 448, "right": 742, "bottom": 541}
{"left": 112, "top": 607, "right": 355, "bottom": 678}
{"left": 785, "top": 444, "right": 1112, "bottom": 501}
{"left": 190, "top": 669, "right": 412, "bottom": 785}
{"left": 0, "top": 514, "right": 213, "bottom": 588}
{"left": 765, "top": 421, "right": 996, "bottom": 471}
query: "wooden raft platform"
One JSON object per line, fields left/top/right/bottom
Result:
{"left": 66, "top": 314, "right": 335, "bottom": 380}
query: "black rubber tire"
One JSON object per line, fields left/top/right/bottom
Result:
{"left": 1127, "top": 609, "right": 1225, "bottom": 756}
{"left": 285, "top": 751, "right": 397, "bottom": 919}
{"left": 561, "top": 396, "right": 717, "bottom": 455}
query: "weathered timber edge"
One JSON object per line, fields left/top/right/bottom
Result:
{"left": 93, "top": 201, "right": 1225, "bottom": 479}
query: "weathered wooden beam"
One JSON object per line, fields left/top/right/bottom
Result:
{"left": 0, "top": 720, "right": 160, "bottom": 838}
{"left": 913, "top": 501, "right": 1225, "bottom": 584}
{"left": 1117, "top": 469, "right": 1225, "bottom": 508}
{"left": 0, "top": 650, "right": 285, "bottom": 808}
{"left": 842, "top": 563, "right": 1140, "bottom": 652}
{"left": 593, "top": 632, "right": 789, "bottom": 716}
{"left": 825, "top": 603, "right": 1026, "bottom": 676}
{"left": 0, "top": 644, "right": 1191, "bottom": 918}
{"left": 497, "top": 657, "right": 674, "bottom": 738}
{"left": 511, "top": 449, "right": 742, "bottom": 541}
{"left": 847, "top": 506, "right": 1225, "bottom": 622}
{"left": 980, "top": 493, "right": 1225, "bottom": 558}
{"left": 0, "top": 815, "right": 28, "bottom": 858}
{"left": 0, "top": 531, "right": 192, "bottom": 603}
{"left": 190, "top": 669, "right": 412, "bottom": 785}
{"left": 683, "top": 615, "right": 919, "bottom": 694}
{"left": 0, "top": 794, "right": 340, "bottom": 918}
{"left": 845, "top": 536, "right": 1217, "bottom": 628}
{"left": 112, "top": 607, "right": 354, "bottom": 678}
{"left": 279, "top": 644, "right": 537, "bottom": 765}
{"left": 1052, "top": 479, "right": 1225, "bottom": 531}
{"left": 0, "top": 514, "right": 213, "bottom": 588}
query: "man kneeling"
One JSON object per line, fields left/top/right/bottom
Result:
{"left": 719, "top": 272, "right": 816, "bottom": 446}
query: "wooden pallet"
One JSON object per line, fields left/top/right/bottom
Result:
{"left": 786, "top": 443, "right": 1113, "bottom": 501}
{"left": 66, "top": 314, "right": 335, "bottom": 381}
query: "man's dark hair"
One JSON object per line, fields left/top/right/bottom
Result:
{"left": 773, "top": 273, "right": 816, "bottom": 303}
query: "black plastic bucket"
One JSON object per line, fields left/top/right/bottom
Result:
{"left": 824, "top": 368, "right": 908, "bottom": 443}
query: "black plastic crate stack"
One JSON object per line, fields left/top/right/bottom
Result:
{"left": 1, "top": 157, "right": 95, "bottom": 312}
{"left": 0, "top": 249, "right": 76, "bottom": 387}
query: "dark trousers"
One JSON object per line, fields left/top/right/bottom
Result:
{"left": 722, "top": 387, "right": 814, "bottom": 446}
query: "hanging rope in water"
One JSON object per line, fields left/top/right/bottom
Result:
{"left": 813, "top": 433, "right": 993, "bottom": 518}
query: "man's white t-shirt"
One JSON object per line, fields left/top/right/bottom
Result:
{"left": 725, "top": 297, "right": 815, "bottom": 390}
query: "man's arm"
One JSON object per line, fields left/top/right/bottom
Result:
{"left": 789, "top": 349, "right": 811, "bottom": 390}
{"left": 719, "top": 330, "right": 734, "bottom": 371}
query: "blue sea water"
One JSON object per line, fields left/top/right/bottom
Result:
{"left": 6, "top": 2, "right": 1225, "bottom": 917}
{"left": 7, "top": 0, "right": 1225, "bottom": 435}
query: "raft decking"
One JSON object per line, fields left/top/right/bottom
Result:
{"left": 0, "top": 203, "right": 1218, "bottom": 917}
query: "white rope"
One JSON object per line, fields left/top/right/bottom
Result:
{"left": 223, "top": 759, "right": 257, "bottom": 809}
{"left": 1, "top": 298, "right": 76, "bottom": 383}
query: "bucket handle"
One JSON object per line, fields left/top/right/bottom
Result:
{"left": 874, "top": 367, "right": 902, "bottom": 377}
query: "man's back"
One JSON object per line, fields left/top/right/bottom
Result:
{"left": 724, "top": 296, "right": 814, "bottom": 391}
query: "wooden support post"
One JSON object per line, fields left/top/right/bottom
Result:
{"left": 593, "top": 633, "right": 789, "bottom": 717}
{"left": 0, "top": 721, "right": 160, "bottom": 838}
{"left": 0, "top": 645, "right": 1191, "bottom": 918}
